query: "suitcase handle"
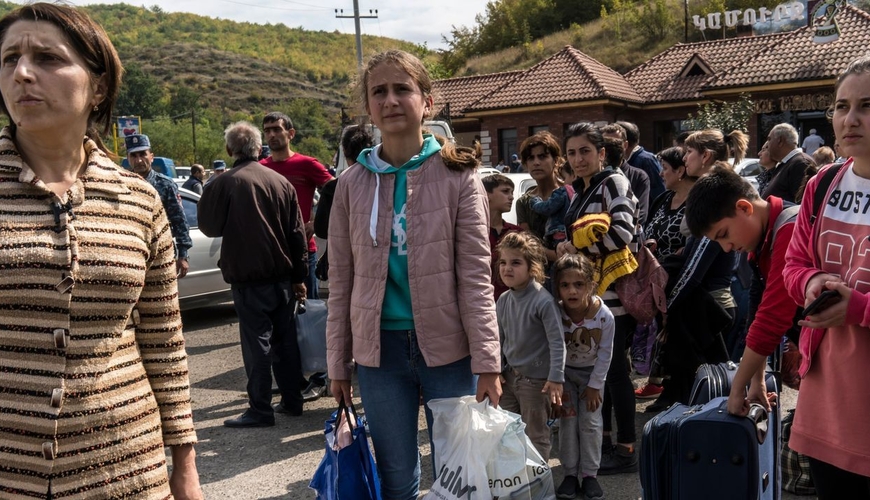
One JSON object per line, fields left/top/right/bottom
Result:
{"left": 747, "top": 403, "right": 769, "bottom": 444}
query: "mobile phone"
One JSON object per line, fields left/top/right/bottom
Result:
{"left": 803, "top": 289, "right": 840, "bottom": 317}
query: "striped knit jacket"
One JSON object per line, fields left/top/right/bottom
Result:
{"left": 0, "top": 129, "right": 197, "bottom": 499}
{"left": 565, "top": 167, "right": 639, "bottom": 316}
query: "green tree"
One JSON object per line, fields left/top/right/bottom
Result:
{"left": 634, "top": 0, "right": 675, "bottom": 42}
{"left": 115, "top": 64, "right": 165, "bottom": 118}
{"left": 167, "top": 85, "right": 202, "bottom": 122}
{"left": 685, "top": 94, "right": 755, "bottom": 133}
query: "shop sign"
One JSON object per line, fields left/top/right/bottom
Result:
{"left": 754, "top": 92, "right": 833, "bottom": 114}
{"left": 693, "top": 1, "right": 804, "bottom": 31}
{"left": 811, "top": 0, "right": 845, "bottom": 44}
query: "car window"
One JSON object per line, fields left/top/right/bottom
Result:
{"left": 181, "top": 196, "right": 198, "bottom": 229}
{"left": 741, "top": 162, "right": 762, "bottom": 177}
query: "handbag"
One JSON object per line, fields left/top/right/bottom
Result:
{"left": 296, "top": 299, "right": 328, "bottom": 374}
{"left": 309, "top": 401, "right": 382, "bottom": 500}
{"left": 781, "top": 409, "right": 815, "bottom": 495}
{"left": 615, "top": 243, "right": 668, "bottom": 324}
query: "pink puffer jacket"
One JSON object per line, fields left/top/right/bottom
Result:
{"left": 326, "top": 154, "right": 501, "bottom": 380}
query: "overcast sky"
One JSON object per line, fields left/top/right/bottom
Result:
{"left": 72, "top": 0, "right": 490, "bottom": 49}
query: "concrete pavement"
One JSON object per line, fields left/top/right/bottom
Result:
{"left": 177, "top": 304, "right": 807, "bottom": 499}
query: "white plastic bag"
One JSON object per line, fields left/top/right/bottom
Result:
{"left": 296, "top": 299, "right": 327, "bottom": 374}
{"left": 423, "top": 396, "right": 509, "bottom": 500}
{"left": 487, "top": 411, "right": 556, "bottom": 500}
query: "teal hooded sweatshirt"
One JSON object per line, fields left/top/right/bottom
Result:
{"left": 358, "top": 134, "right": 441, "bottom": 330}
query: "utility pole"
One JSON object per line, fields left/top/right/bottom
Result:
{"left": 685, "top": 0, "right": 689, "bottom": 43}
{"left": 335, "top": 0, "right": 378, "bottom": 68}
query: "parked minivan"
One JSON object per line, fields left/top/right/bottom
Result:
{"left": 335, "top": 120, "right": 454, "bottom": 175}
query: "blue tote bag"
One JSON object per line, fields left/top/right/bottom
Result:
{"left": 309, "top": 401, "right": 382, "bottom": 500}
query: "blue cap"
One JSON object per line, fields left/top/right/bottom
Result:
{"left": 511, "top": 153, "right": 518, "bottom": 160}
{"left": 125, "top": 134, "right": 151, "bottom": 154}
{"left": 212, "top": 160, "right": 227, "bottom": 170}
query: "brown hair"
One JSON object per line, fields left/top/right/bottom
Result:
{"left": 519, "top": 131, "right": 562, "bottom": 164}
{"left": 552, "top": 253, "right": 597, "bottom": 294}
{"left": 685, "top": 129, "right": 749, "bottom": 166}
{"left": 0, "top": 3, "right": 122, "bottom": 153}
{"left": 496, "top": 232, "right": 547, "bottom": 285}
{"left": 812, "top": 146, "right": 835, "bottom": 166}
{"left": 353, "top": 50, "right": 475, "bottom": 171}
{"left": 519, "top": 130, "right": 565, "bottom": 178}
{"left": 835, "top": 54, "right": 870, "bottom": 95}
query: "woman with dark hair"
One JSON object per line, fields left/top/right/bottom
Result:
{"left": 634, "top": 146, "right": 696, "bottom": 399}
{"left": 557, "top": 122, "right": 640, "bottom": 476}
{"left": 0, "top": 3, "right": 202, "bottom": 499}
{"left": 515, "top": 131, "right": 565, "bottom": 261}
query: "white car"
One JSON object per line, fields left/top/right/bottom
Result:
{"left": 479, "top": 171, "right": 535, "bottom": 225}
{"left": 733, "top": 157, "right": 761, "bottom": 192}
{"left": 177, "top": 187, "right": 232, "bottom": 310}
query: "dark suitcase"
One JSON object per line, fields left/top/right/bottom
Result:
{"left": 641, "top": 397, "right": 780, "bottom": 500}
{"left": 690, "top": 360, "right": 779, "bottom": 405}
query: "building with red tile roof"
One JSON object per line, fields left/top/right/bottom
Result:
{"left": 433, "top": 4, "right": 870, "bottom": 166}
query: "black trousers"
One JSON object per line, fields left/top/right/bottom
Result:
{"left": 232, "top": 281, "right": 304, "bottom": 418}
{"left": 809, "top": 457, "right": 870, "bottom": 500}
{"left": 602, "top": 314, "right": 637, "bottom": 444}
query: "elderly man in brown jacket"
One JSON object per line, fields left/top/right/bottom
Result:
{"left": 198, "top": 121, "right": 309, "bottom": 428}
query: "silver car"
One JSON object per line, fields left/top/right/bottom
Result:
{"left": 177, "top": 187, "right": 232, "bottom": 310}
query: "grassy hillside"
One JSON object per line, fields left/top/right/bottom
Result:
{"left": 457, "top": 1, "right": 684, "bottom": 76}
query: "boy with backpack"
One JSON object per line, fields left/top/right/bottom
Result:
{"left": 684, "top": 166, "right": 802, "bottom": 416}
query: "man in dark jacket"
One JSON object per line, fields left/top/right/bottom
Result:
{"left": 199, "top": 121, "right": 309, "bottom": 428}
{"left": 126, "top": 134, "right": 192, "bottom": 278}
{"left": 618, "top": 121, "right": 666, "bottom": 202}
{"left": 763, "top": 123, "right": 816, "bottom": 202}
{"left": 181, "top": 164, "right": 204, "bottom": 194}
{"left": 603, "top": 124, "right": 651, "bottom": 225}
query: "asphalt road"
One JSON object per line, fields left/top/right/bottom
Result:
{"left": 177, "top": 303, "right": 810, "bottom": 499}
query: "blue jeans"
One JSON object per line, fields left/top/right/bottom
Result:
{"left": 307, "top": 251, "right": 319, "bottom": 300}
{"left": 357, "top": 330, "right": 475, "bottom": 500}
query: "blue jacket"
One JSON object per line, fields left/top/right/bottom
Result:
{"left": 145, "top": 169, "right": 192, "bottom": 259}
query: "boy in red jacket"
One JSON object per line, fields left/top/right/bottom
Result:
{"left": 685, "top": 166, "right": 801, "bottom": 415}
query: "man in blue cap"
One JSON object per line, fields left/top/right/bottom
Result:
{"left": 205, "top": 159, "right": 226, "bottom": 187}
{"left": 126, "top": 134, "right": 192, "bottom": 278}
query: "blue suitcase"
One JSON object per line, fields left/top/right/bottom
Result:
{"left": 640, "top": 397, "right": 780, "bottom": 500}
{"left": 689, "top": 360, "right": 779, "bottom": 405}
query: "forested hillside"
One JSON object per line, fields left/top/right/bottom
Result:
{"left": 444, "top": 0, "right": 870, "bottom": 75}
{"left": 0, "top": 2, "right": 429, "bottom": 165}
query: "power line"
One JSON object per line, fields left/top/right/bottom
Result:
{"left": 335, "top": 0, "right": 378, "bottom": 68}
{"left": 216, "top": 0, "right": 330, "bottom": 12}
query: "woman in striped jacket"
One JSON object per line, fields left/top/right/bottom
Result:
{"left": 558, "top": 122, "right": 640, "bottom": 475}
{"left": 0, "top": 4, "right": 201, "bottom": 499}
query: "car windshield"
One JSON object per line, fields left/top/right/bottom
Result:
{"left": 181, "top": 196, "right": 198, "bottom": 229}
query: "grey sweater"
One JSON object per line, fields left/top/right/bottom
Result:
{"left": 496, "top": 281, "right": 566, "bottom": 382}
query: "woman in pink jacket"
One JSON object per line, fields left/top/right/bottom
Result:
{"left": 783, "top": 55, "right": 870, "bottom": 499}
{"left": 326, "top": 50, "right": 502, "bottom": 499}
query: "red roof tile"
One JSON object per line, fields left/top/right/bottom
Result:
{"left": 432, "top": 71, "right": 523, "bottom": 118}
{"left": 625, "top": 34, "right": 785, "bottom": 103}
{"left": 466, "top": 46, "right": 643, "bottom": 111}
{"left": 709, "top": 5, "right": 870, "bottom": 89}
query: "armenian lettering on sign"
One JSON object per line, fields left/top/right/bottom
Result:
{"left": 693, "top": 1, "right": 805, "bottom": 30}
{"left": 754, "top": 93, "right": 833, "bottom": 114}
